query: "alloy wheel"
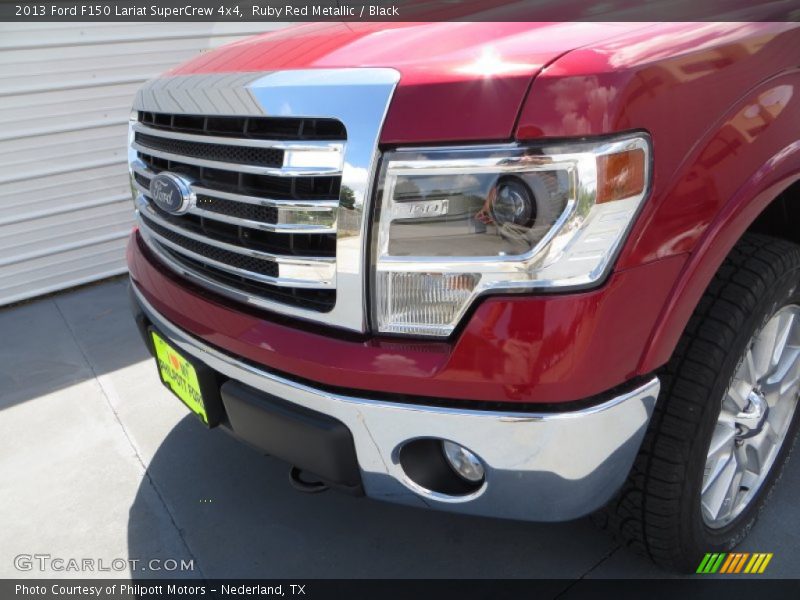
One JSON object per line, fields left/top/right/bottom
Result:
{"left": 701, "top": 305, "right": 800, "bottom": 528}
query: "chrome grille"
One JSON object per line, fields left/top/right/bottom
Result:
{"left": 130, "top": 69, "right": 400, "bottom": 333}
{"left": 132, "top": 112, "right": 343, "bottom": 312}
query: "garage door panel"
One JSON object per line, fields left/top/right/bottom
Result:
{"left": 0, "top": 240, "right": 130, "bottom": 306}
{"left": 0, "top": 22, "right": 284, "bottom": 306}
{"left": 0, "top": 126, "right": 128, "bottom": 175}
{"left": 0, "top": 202, "right": 134, "bottom": 264}
{"left": 0, "top": 163, "right": 130, "bottom": 218}
{"left": 0, "top": 23, "right": 274, "bottom": 50}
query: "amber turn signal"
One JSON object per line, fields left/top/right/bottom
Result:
{"left": 596, "top": 148, "right": 646, "bottom": 203}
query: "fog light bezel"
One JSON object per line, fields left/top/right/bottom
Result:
{"left": 396, "top": 438, "right": 487, "bottom": 501}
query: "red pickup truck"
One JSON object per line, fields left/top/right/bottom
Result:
{"left": 126, "top": 22, "right": 800, "bottom": 571}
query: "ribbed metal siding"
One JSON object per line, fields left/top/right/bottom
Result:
{"left": 0, "top": 22, "right": 286, "bottom": 306}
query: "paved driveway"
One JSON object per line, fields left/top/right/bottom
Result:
{"left": 1, "top": 278, "right": 798, "bottom": 579}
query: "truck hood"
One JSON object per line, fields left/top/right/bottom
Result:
{"left": 169, "top": 22, "right": 648, "bottom": 143}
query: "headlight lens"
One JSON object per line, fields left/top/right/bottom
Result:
{"left": 373, "top": 134, "right": 651, "bottom": 337}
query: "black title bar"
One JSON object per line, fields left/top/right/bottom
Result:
{"left": 4, "top": 579, "right": 800, "bottom": 600}
{"left": 2, "top": 0, "right": 800, "bottom": 22}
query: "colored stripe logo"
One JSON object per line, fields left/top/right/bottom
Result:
{"left": 696, "top": 553, "right": 773, "bottom": 574}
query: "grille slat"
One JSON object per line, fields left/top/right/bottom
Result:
{"left": 145, "top": 241, "right": 336, "bottom": 313}
{"left": 198, "top": 195, "right": 279, "bottom": 224}
{"left": 141, "top": 215, "right": 280, "bottom": 281}
{"left": 135, "top": 132, "right": 284, "bottom": 169}
{"left": 138, "top": 201, "right": 334, "bottom": 267}
{"left": 132, "top": 162, "right": 337, "bottom": 234}
{"left": 132, "top": 140, "right": 340, "bottom": 177}
{"left": 134, "top": 122, "right": 345, "bottom": 152}
{"left": 137, "top": 199, "right": 335, "bottom": 287}
{"left": 133, "top": 118, "right": 344, "bottom": 178}
{"left": 136, "top": 153, "right": 340, "bottom": 200}
{"left": 139, "top": 111, "right": 346, "bottom": 141}
{"left": 132, "top": 110, "right": 343, "bottom": 312}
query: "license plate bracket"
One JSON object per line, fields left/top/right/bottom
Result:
{"left": 150, "top": 328, "right": 223, "bottom": 427}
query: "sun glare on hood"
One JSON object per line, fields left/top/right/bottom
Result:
{"left": 455, "top": 47, "right": 537, "bottom": 77}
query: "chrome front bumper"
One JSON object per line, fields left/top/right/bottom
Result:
{"left": 133, "top": 283, "right": 659, "bottom": 522}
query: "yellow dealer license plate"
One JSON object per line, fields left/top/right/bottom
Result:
{"left": 151, "top": 331, "right": 208, "bottom": 425}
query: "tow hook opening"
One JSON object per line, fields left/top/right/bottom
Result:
{"left": 398, "top": 438, "right": 486, "bottom": 497}
{"left": 289, "top": 466, "right": 329, "bottom": 494}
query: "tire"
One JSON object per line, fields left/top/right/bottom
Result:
{"left": 598, "top": 233, "right": 800, "bottom": 572}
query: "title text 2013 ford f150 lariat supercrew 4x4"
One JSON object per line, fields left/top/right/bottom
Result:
{"left": 126, "top": 21, "right": 800, "bottom": 571}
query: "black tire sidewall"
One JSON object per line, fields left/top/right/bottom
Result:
{"left": 681, "top": 260, "right": 800, "bottom": 564}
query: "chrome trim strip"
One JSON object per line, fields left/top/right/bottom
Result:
{"left": 132, "top": 160, "right": 339, "bottom": 209}
{"left": 130, "top": 159, "right": 152, "bottom": 179}
{"left": 191, "top": 185, "right": 338, "bottom": 211}
{"left": 132, "top": 121, "right": 343, "bottom": 153}
{"left": 139, "top": 225, "right": 281, "bottom": 286}
{"left": 132, "top": 122, "right": 344, "bottom": 173}
{"left": 139, "top": 233, "right": 336, "bottom": 314}
{"left": 133, "top": 281, "right": 659, "bottom": 522}
{"left": 136, "top": 196, "right": 333, "bottom": 267}
{"left": 136, "top": 198, "right": 335, "bottom": 288}
{"left": 139, "top": 226, "right": 333, "bottom": 290}
{"left": 133, "top": 69, "right": 401, "bottom": 333}
{"left": 188, "top": 204, "right": 336, "bottom": 234}
{"left": 132, "top": 141, "right": 342, "bottom": 177}
{"left": 133, "top": 176, "right": 336, "bottom": 234}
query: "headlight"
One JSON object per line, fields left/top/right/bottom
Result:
{"left": 372, "top": 133, "right": 651, "bottom": 337}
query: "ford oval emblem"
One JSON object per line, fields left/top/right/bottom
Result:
{"left": 149, "top": 172, "right": 194, "bottom": 215}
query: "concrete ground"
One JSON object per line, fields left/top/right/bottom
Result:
{"left": 1, "top": 277, "right": 799, "bottom": 580}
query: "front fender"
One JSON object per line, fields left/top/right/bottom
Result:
{"left": 517, "top": 24, "right": 800, "bottom": 376}
{"left": 639, "top": 139, "right": 800, "bottom": 373}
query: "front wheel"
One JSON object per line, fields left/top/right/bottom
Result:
{"left": 600, "top": 233, "right": 800, "bottom": 572}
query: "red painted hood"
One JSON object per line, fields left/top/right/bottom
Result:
{"left": 168, "top": 22, "right": 650, "bottom": 143}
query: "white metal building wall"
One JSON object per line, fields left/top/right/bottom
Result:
{"left": 0, "top": 22, "right": 286, "bottom": 306}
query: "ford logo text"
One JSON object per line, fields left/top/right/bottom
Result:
{"left": 149, "top": 173, "right": 195, "bottom": 215}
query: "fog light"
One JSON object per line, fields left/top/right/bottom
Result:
{"left": 441, "top": 441, "right": 485, "bottom": 483}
